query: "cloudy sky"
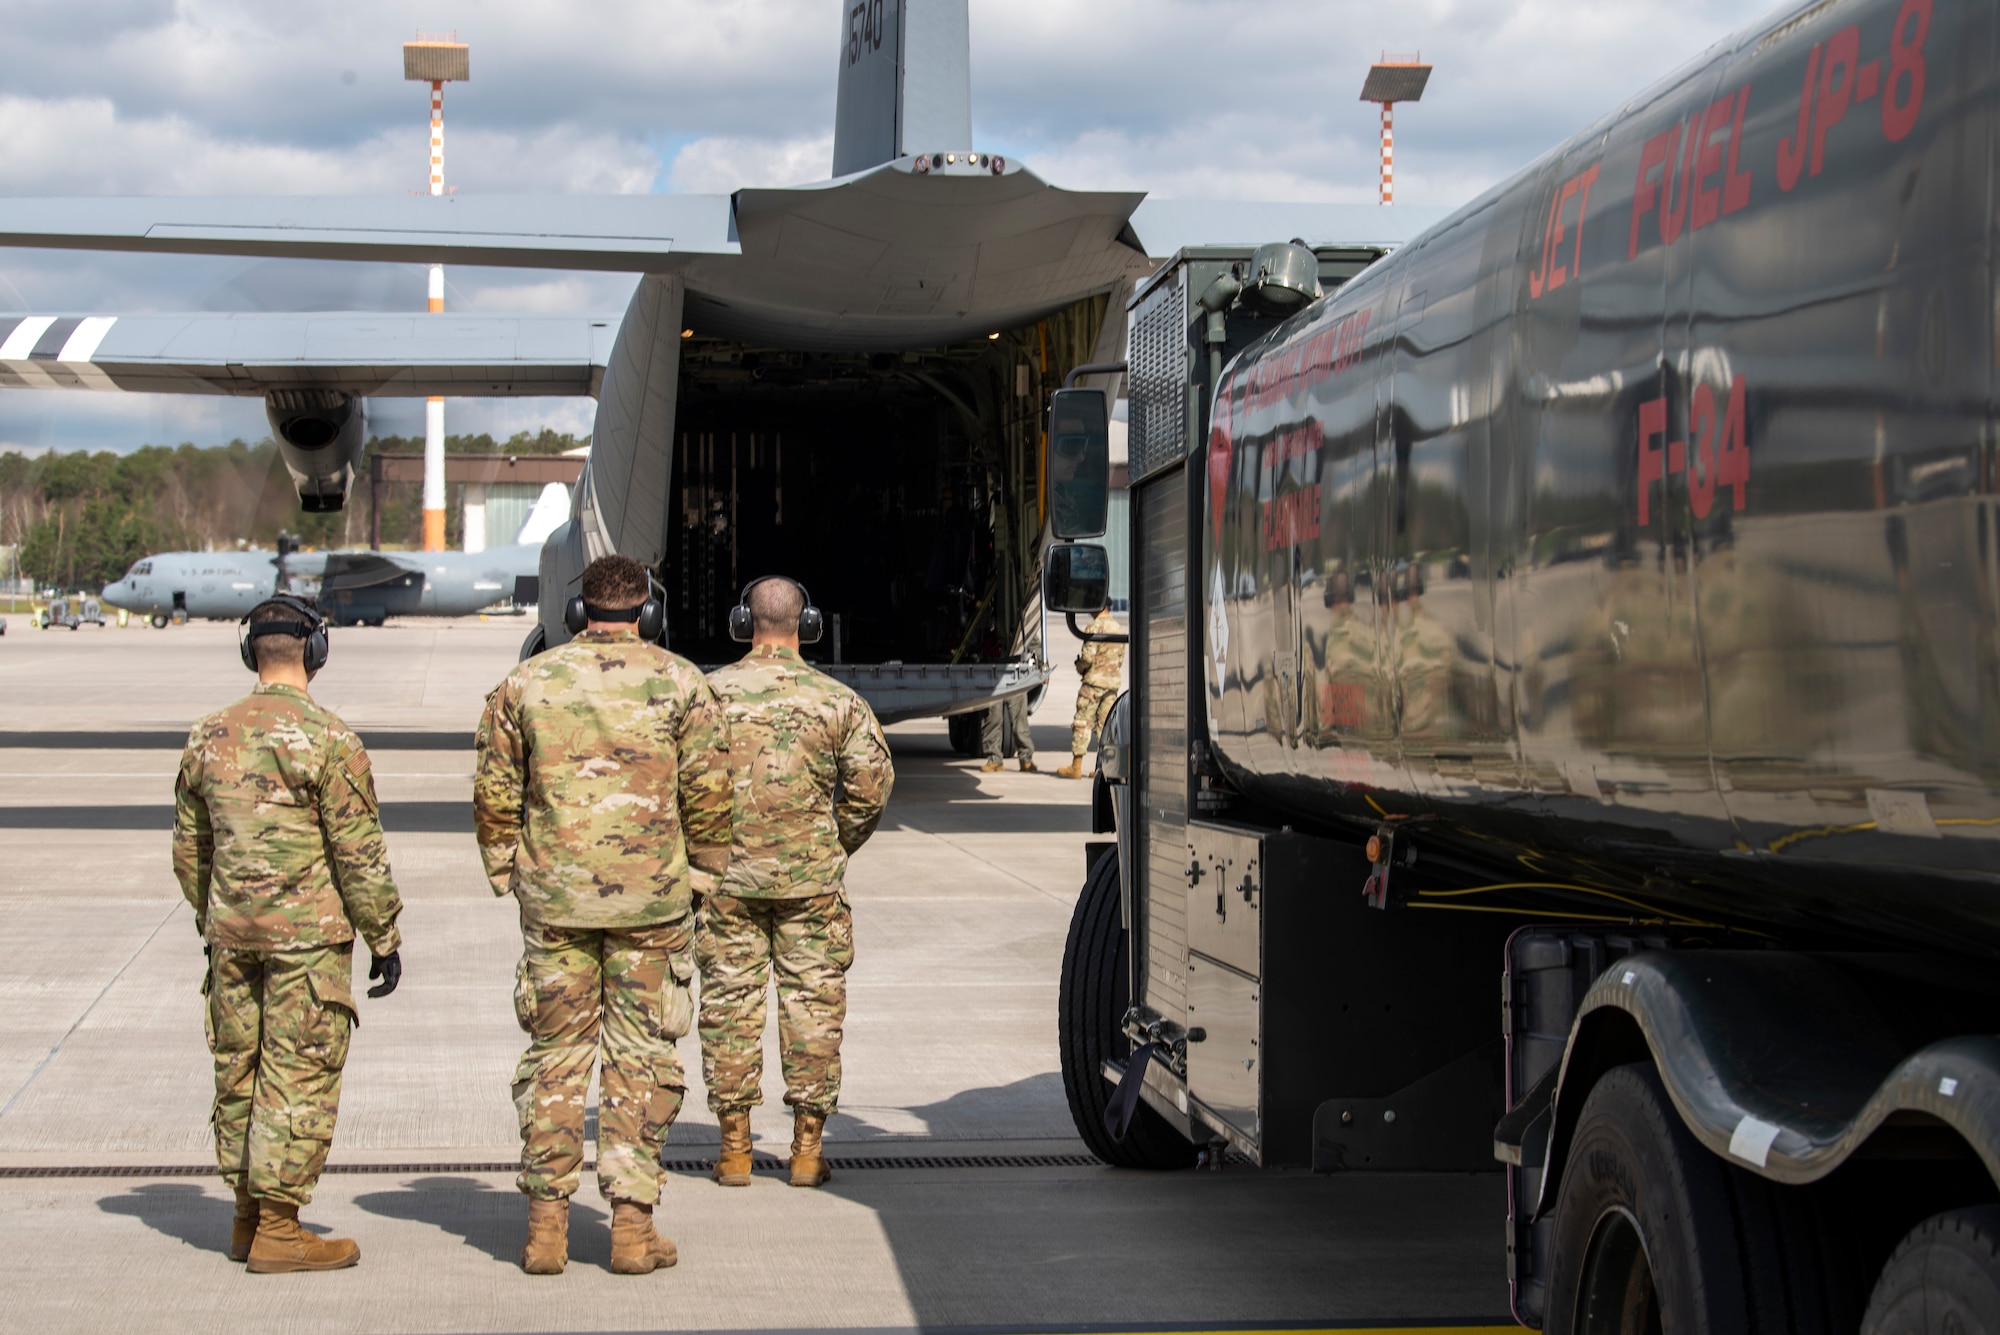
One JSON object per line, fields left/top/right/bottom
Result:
{"left": 0, "top": 0, "right": 1751, "bottom": 453}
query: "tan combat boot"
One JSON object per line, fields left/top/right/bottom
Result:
{"left": 713, "top": 1111, "right": 753, "bottom": 1187}
{"left": 1018, "top": 757, "right": 1038, "bottom": 773}
{"left": 1055, "top": 756, "right": 1086, "bottom": 780}
{"left": 228, "top": 1184, "right": 257, "bottom": 1262}
{"left": 244, "top": 1199, "right": 360, "bottom": 1273}
{"left": 789, "top": 1109, "right": 832, "bottom": 1187}
{"left": 519, "top": 1197, "right": 568, "bottom": 1275}
{"left": 980, "top": 760, "right": 1004, "bottom": 773}
{"left": 608, "top": 1201, "right": 677, "bottom": 1274}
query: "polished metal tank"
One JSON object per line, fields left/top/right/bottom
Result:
{"left": 1202, "top": 0, "right": 2000, "bottom": 952}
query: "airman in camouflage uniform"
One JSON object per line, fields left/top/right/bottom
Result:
{"left": 173, "top": 595, "right": 404, "bottom": 1274}
{"left": 1057, "top": 606, "right": 1125, "bottom": 779}
{"left": 475, "top": 555, "right": 731, "bottom": 1276}
{"left": 700, "top": 576, "right": 893, "bottom": 1188}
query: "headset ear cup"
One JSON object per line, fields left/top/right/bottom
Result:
{"left": 563, "top": 596, "right": 587, "bottom": 634}
{"left": 303, "top": 627, "right": 329, "bottom": 674}
{"left": 638, "top": 598, "right": 664, "bottom": 643}
{"left": 239, "top": 621, "right": 257, "bottom": 671}
{"left": 797, "top": 606, "right": 824, "bottom": 644}
{"left": 728, "top": 603, "right": 753, "bottom": 642}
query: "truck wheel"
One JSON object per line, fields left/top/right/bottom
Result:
{"left": 1545, "top": 1062, "right": 1848, "bottom": 1333}
{"left": 1862, "top": 1206, "right": 2000, "bottom": 1334}
{"left": 946, "top": 712, "right": 981, "bottom": 756}
{"left": 1058, "top": 847, "right": 1195, "bottom": 1170}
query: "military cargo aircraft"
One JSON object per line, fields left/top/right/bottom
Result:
{"left": 0, "top": 0, "right": 1440, "bottom": 719}
{"left": 100, "top": 481, "right": 569, "bottom": 627}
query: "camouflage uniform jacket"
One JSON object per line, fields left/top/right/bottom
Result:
{"left": 474, "top": 626, "right": 732, "bottom": 928}
{"left": 173, "top": 683, "right": 403, "bottom": 956}
{"left": 707, "top": 644, "right": 894, "bottom": 898}
{"left": 1076, "top": 611, "right": 1126, "bottom": 689}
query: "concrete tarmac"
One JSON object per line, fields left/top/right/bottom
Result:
{"left": 0, "top": 616, "right": 1511, "bottom": 1333}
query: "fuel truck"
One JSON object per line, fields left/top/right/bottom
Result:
{"left": 1046, "top": 0, "right": 2000, "bottom": 1327}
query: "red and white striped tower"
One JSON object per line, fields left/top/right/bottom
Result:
{"left": 404, "top": 32, "right": 469, "bottom": 551}
{"left": 1359, "top": 54, "right": 1431, "bottom": 207}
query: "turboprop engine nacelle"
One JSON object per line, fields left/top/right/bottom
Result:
{"left": 265, "top": 389, "right": 364, "bottom": 513}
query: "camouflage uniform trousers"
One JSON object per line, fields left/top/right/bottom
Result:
{"left": 512, "top": 915, "right": 696, "bottom": 1204}
{"left": 1071, "top": 683, "right": 1117, "bottom": 755}
{"left": 206, "top": 944, "right": 356, "bottom": 1207}
{"left": 696, "top": 891, "right": 854, "bottom": 1117}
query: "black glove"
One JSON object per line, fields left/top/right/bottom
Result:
{"left": 367, "top": 950, "right": 402, "bottom": 998}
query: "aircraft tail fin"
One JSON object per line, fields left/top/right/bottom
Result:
{"left": 514, "top": 481, "right": 572, "bottom": 548}
{"left": 831, "top": 0, "right": 972, "bottom": 177}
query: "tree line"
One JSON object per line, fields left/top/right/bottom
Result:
{"left": 0, "top": 429, "right": 586, "bottom": 592}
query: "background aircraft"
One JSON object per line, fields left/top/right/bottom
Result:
{"left": 100, "top": 481, "right": 569, "bottom": 626}
{"left": 0, "top": 0, "right": 1439, "bottom": 720}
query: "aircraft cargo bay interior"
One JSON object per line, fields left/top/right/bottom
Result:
{"left": 664, "top": 294, "right": 1113, "bottom": 668}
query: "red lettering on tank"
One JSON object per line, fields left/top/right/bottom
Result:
{"left": 1637, "top": 375, "right": 1751, "bottom": 524}
{"left": 1811, "top": 25, "right": 1861, "bottom": 178}
{"left": 1637, "top": 397, "right": 1668, "bottom": 526}
{"left": 1571, "top": 164, "right": 1600, "bottom": 275}
{"left": 1716, "top": 374, "right": 1750, "bottom": 511}
{"left": 1209, "top": 397, "right": 1234, "bottom": 540}
{"left": 1317, "top": 681, "right": 1365, "bottom": 730}
{"left": 1530, "top": 163, "right": 1599, "bottom": 299}
{"left": 1856, "top": 60, "right": 1881, "bottom": 101}
{"left": 1261, "top": 483, "right": 1322, "bottom": 552}
{"left": 1630, "top": 128, "right": 1677, "bottom": 259}
{"left": 1659, "top": 113, "right": 1701, "bottom": 246}
{"left": 1882, "top": 0, "right": 1930, "bottom": 142}
{"left": 1723, "top": 85, "right": 1753, "bottom": 215}
{"left": 1690, "top": 92, "right": 1737, "bottom": 230}
{"left": 1778, "top": 43, "right": 1822, "bottom": 192}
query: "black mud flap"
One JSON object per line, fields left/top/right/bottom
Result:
{"left": 1105, "top": 1041, "right": 1159, "bottom": 1142}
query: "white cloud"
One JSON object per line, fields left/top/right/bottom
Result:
{"left": 667, "top": 134, "right": 836, "bottom": 193}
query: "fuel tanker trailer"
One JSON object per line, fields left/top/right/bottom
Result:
{"left": 1044, "top": 0, "right": 2000, "bottom": 1326}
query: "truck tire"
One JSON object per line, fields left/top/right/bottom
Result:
{"left": 1058, "top": 847, "right": 1194, "bottom": 1170}
{"left": 1862, "top": 1206, "right": 2000, "bottom": 1335}
{"left": 1545, "top": 1062, "right": 1851, "bottom": 1333}
{"left": 946, "top": 712, "right": 981, "bottom": 756}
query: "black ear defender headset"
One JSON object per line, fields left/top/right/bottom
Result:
{"left": 563, "top": 575, "right": 666, "bottom": 643}
{"left": 728, "top": 576, "right": 823, "bottom": 644}
{"left": 238, "top": 594, "right": 330, "bottom": 674}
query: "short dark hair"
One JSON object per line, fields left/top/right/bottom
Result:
{"left": 748, "top": 577, "right": 805, "bottom": 635}
{"left": 248, "top": 597, "right": 315, "bottom": 668}
{"left": 581, "top": 556, "right": 649, "bottom": 610}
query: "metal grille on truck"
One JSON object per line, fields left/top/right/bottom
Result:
{"left": 1127, "top": 270, "right": 1189, "bottom": 483}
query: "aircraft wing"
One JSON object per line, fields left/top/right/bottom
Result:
{"left": 0, "top": 312, "right": 618, "bottom": 397}
{"left": 0, "top": 195, "right": 736, "bottom": 272}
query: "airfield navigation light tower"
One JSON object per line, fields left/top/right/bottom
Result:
{"left": 403, "top": 31, "right": 469, "bottom": 551}
{"left": 1359, "top": 53, "right": 1430, "bottom": 206}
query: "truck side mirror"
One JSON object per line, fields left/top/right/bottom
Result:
{"left": 1047, "top": 388, "right": 1110, "bottom": 539}
{"left": 1044, "top": 542, "right": 1110, "bottom": 613}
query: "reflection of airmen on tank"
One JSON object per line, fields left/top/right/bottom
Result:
{"left": 173, "top": 595, "right": 404, "bottom": 1273}
{"left": 474, "top": 555, "right": 732, "bottom": 1276}
{"left": 1058, "top": 603, "right": 1125, "bottom": 779}
{"left": 699, "top": 576, "right": 894, "bottom": 1189}
{"left": 981, "top": 696, "right": 1037, "bottom": 772}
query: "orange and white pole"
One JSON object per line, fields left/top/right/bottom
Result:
{"left": 1380, "top": 102, "right": 1394, "bottom": 205}
{"left": 422, "top": 78, "right": 446, "bottom": 551}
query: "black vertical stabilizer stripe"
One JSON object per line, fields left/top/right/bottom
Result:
{"left": 28, "top": 318, "right": 83, "bottom": 360}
